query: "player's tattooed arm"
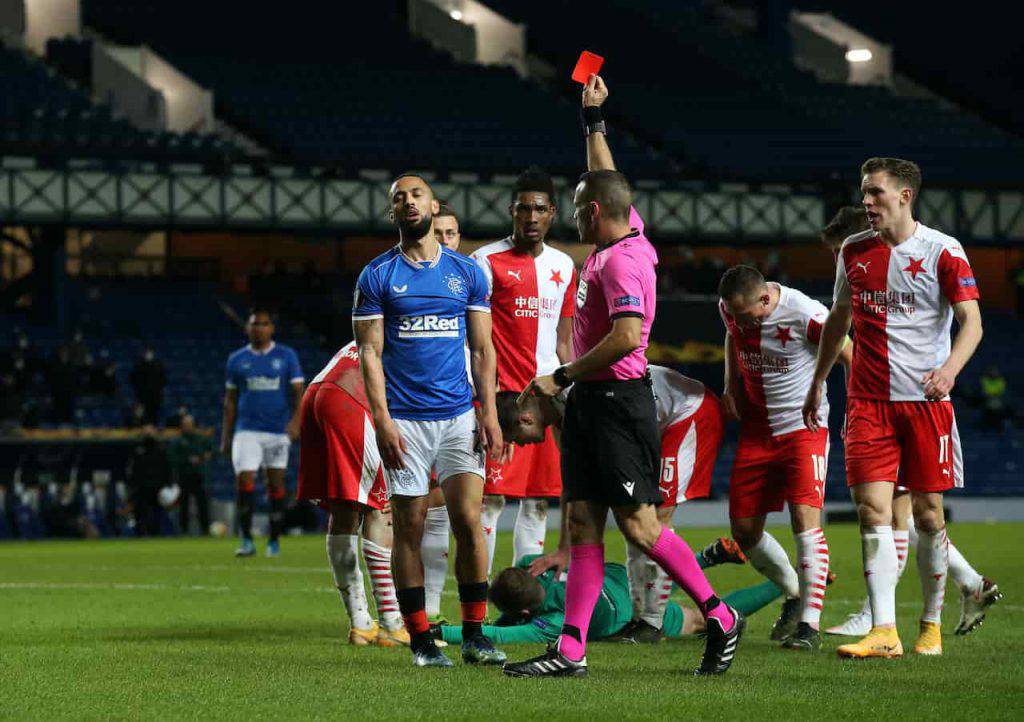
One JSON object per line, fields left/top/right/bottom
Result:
{"left": 923, "top": 299, "right": 983, "bottom": 401}
{"left": 219, "top": 387, "right": 238, "bottom": 456}
{"left": 355, "top": 317, "right": 407, "bottom": 469}
{"left": 721, "top": 332, "right": 742, "bottom": 421}
{"left": 583, "top": 74, "right": 615, "bottom": 172}
{"left": 467, "top": 310, "right": 508, "bottom": 462}
{"left": 803, "top": 303, "right": 853, "bottom": 432}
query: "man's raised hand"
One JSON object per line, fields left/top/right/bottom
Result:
{"left": 583, "top": 74, "right": 608, "bottom": 108}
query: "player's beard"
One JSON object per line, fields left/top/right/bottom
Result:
{"left": 398, "top": 212, "right": 433, "bottom": 242}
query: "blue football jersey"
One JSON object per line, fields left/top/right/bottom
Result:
{"left": 351, "top": 245, "right": 489, "bottom": 420}
{"left": 225, "top": 343, "right": 304, "bottom": 433}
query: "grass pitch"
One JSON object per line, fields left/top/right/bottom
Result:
{"left": 1, "top": 522, "right": 1022, "bottom": 721}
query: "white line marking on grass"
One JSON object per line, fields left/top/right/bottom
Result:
{"left": 0, "top": 582, "right": 232, "bottom": 593}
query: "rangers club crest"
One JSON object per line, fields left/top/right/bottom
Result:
{"left": 445, "top": 273, "right": 466, "bottom": 296}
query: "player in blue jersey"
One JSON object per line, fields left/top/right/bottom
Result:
{"left": 353, "top": 174, "right": 507, "bottom": 668}
{"left": 220, "top": 308, "right": 305, "bottom": 558}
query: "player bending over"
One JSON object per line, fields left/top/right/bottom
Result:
{"left": 353, "top": 174, "right": 508, "bottom": 668}
{"left": 498, "top": 364, "right": 745, "bottom": 644}
{"left": 718, "top": 265, "right": 851, "bottom": 651}
{"left": 818, "top": 206, "right": 1000, "bottom": 638}
{"left": 436, "top": 553, "right": 780, "bottom": 646}
{"left": 296, "top": 342, "right": 408, "bottom": 646}
{"left": 221, "top": 308, "right": 304, "bottom": 558}
{"left": 502, "top": 75, "right": 742, "bottom": 678}
{"left": 804, "top": 158, "right": 984, "bottom": 658}
{"left": 472, "top": 168, "right": 576, "bottom": 574}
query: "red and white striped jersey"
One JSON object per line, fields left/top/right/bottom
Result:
{"left": 834, "top": 223, "right": 980, "bottom": 401}
{"left": 720, "top": 284, "right": 829, "bottom": 437}
{"left": 310, "top": 341, "right": 369, "bottom": 410}
{"left": 471, "top": 239, "right": 577, "bottom": 392}
{"left": 650, "top": 365, "right": 708, "bottom": 433}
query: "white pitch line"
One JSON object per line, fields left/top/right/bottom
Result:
{"left": 0, "top": 582, "right": 232, "bottom": 593}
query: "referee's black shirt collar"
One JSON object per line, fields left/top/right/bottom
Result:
{"left": 596, "top": 229, "right": 640, "bottom": 252}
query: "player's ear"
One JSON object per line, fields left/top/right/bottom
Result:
{"left": 431, "top": 198, "right": 440, "bottom": 214}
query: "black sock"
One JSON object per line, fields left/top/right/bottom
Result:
{"left": 697, "top": 594, "right": 722, "bottom": 617}
{"left": 237, "top": 490, "right": 254, "bottom": 540}
{"left": 268, "top": 495, "right": 284, "bottom": 542}
{"left": 458, "top": 581, "right": 488, "bottom": 640}
{"left": 396, "top": 587, "right": 432, "bottom": 653}
{"left": 560, "top": 624, "right": 583, "bottom": 643}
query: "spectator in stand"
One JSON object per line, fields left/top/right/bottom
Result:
{"left": 130, "top": 347, "right": 166, "bottom": 425}
{"left": 92, "top": 349, "right": 118, "bottom": 397}
{"left": 67, "top": 329, "right": 90, "bottom": 370}
{"left": 40, "top": 480, "right": 99, "bottom": 539}
{"left": 0, "top": 371, "right": 23, "bottom": 431}
{"left": 980, "top": 367, "right": 1012, "bottom": 431}
{"left": 126, "top": 431, "right": 169, "bottom": 536}
{"left": 124, "top": 402, "right": 147, "bottom": 429}
{"left": 167, "top": 414, "right": 213, "bottom": 535}
{"left": 165, "top": 404, "right": 191, "bottom": 429}
{"left": 47, "top": 346, "right": 77, "bottom": 424}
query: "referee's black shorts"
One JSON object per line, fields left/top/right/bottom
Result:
{"left": 561, "top": 376, "right": 661, "bottom": 507}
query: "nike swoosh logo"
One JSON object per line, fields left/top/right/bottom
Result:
{"left": 392, "top": 285, "right": 408, "bottom": 293}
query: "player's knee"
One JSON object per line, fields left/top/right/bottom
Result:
{"left": 730, "top": 519, "right": 761, "bottom": 550}
{"left": 855, "top": 499, "right": 890, "bottom": 527}
{"left": 482, "top": 494, "right": 505, "bottom": 515}
{"left": 326, "top": 503, "right": 361, "bottom": 535}
{"left": 519, "top": 498, "right": 547, "bottom": 522}
{"left": 618, "top": 514, "right": 661, "bottom": 552}
{"left": 911, "top": 499, "right": 944, "bottom": 533}
{"left": 237, "top": 476, "right": 255, "bottom": 494}
{"left": 732, "top": 528, "right": 761, "bottom": 551}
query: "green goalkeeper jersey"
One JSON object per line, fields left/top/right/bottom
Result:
{"left": 440, "top": 554, "right": 634, "bottom": 645}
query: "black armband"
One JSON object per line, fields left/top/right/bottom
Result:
{"left": 581, "top": 105, "right": 606, "bottom": 137}
{"left": 553, "top": 365, "right": 571, "bottom": 388}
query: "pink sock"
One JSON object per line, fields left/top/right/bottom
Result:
{"left": 557, "top": 544, "right": 605, "bottom": 661}
{"left": 647, "top": 527, "right": 734, "bottom": 632}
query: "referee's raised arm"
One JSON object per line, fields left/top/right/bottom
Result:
{"left": 583, "top": 74, "right": 615, "bottom": 172}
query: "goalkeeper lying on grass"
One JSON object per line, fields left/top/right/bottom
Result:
{"left": 436, "top": 550, "right": 780, "bottom": 645}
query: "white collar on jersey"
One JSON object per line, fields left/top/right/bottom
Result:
{"left": 248, "top": 341, "right": 276, "bottom": 356}
{"left": 397, "top": 242, "right": 442, "bottom": 269}
{"left": 762, "top": 282, "right": 786, "bottom": 322}
{"left": 501, "top": 235, "right": 548, "bottom": 256}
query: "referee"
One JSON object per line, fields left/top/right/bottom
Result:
{"left": 503, "top": 75, "right": 744, "bottom": 678}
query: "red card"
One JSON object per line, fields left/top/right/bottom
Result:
{"left": 571, "top": 51, "right": 604, "bottom": 84}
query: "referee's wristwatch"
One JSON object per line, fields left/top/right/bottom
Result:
{"left": 553, "top": 365, "right": 571, "bottom": 389}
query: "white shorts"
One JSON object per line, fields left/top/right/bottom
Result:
{"left": 232, "top": 431, "right": 290, "bottom": 474}
{"left": 384, "top": 409, "right": 485, "bottom": 498}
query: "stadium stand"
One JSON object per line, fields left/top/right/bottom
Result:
{"left": 483, "top": 0, "right": 1024, "bottom": 184}
{"left": 78, "top": 0, "right": 673, "bottom": 176}
{"left": 0, "top": 40, "right": 239, "bottom": 164}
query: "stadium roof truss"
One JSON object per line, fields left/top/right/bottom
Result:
{"left": 0, "top": 167, "right": 1021, "bottom": 243}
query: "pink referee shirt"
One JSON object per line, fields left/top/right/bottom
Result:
{"left": 572, "top": 207, "right": 658, "bottom": 381}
